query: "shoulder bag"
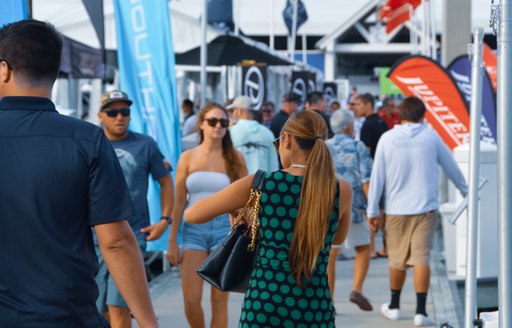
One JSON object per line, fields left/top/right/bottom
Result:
{"left": 196, "top": 169, "right": 266, "bottom": 293}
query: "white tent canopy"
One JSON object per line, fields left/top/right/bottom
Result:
{"left": 32, "top": 0, "right": 223, "bottom": 53}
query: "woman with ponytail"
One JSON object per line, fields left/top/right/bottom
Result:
{"left": 167, "top": 102, "right": 247, "bottom": 328}
{"left": 185, "top": 110, "right": 352, "bottom": 327}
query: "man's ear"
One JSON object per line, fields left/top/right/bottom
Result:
{"left": 0, "top": 61, "right": 11, "bottom": 83}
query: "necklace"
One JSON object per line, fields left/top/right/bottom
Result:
{"left": 290, "top": 164, "right": 306, "bottom": 169}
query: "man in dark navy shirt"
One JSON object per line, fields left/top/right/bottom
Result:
{"left": 270, "top": 92, "right": 300, "bottom": 138}
{"left": 0, "top": 20, "right": 158, "bottom": 328}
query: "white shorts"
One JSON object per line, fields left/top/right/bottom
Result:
{"left": 343, "top": 221, "right": 371, "bottom": 249}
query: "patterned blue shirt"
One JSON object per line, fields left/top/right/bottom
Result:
{"left": 326, "top": 133, "right": 373, "bottom": 223}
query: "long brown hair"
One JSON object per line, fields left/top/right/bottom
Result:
{"left": 197, "top": 102, "right": 245, "bottom": 182}
{"left": 283, "top": 110, "right": 337, "bottom": 286}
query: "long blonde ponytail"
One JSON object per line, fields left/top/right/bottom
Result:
{"left": 283, "top": 111, "right": 337, "bottom": 286}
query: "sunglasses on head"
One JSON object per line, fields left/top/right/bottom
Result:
{"left": 204, "top": 117, "right": 229, "bottom": 128}
{"left": 102, "top": 107, "right": 131, "bottom": 118}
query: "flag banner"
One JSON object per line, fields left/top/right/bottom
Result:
{"left": 483, "top": 44, "right": 497, "bottom": 92}
{"left": 379, "top": 0, "right": 421, "bottom": 19}
{"left": 379, "top": 0, "right": 421, "bottom": 34}
{"left": 385, "top": 4, "right": 411, "bottom": 34}
{"left": 242, "top": 65, "right": 268, "bottom": 110}
{"left": 379, "top": 67, "right": 403, "bottom": 95}
{"left": 113, "top": 0, "right": 181, "bottom": 251}
{"left": 0, "top": 0, "right": 27, "bottom": 25}
{"left": 291, "top": 71, "right": 315, "bottom": 107}
{"left": 207, "top": 0, "right": 234, "bottom": 32}
{"left": 388, "top": 55, "right": 470, "bottom": 150}
{"left": 323, "top": 82, "right": 337, "bottom": 104}
{"left": 447, "top": 55, "right": 497, "bottom": 144}
{"left": 82, "top": 0, "right": 105, "bottom": 49}
{"left": 59, "top": 36, "right": 103, "bottom": 78}
{"left": 283, "top": 0, "right": 308, "bottom": 36}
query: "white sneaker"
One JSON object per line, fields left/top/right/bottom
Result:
{"left": 414, "top": 314, "right": 435, "bottom": 326}
{"left": 381, "top": 303, "right": 400, "bottom": 321}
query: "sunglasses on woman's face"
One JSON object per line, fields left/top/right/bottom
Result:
{"left": 101, "top": 107, "right": 131, "bottom": 118}
{"left": 204, "top": 117, "right": 229, "bottom": 128}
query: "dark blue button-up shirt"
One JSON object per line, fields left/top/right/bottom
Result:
{"left": 0, "top": 97, "right": 134, "bottom": 327}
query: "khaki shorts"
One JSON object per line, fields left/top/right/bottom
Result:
{"left": 385, "top": 211, "right": 438, "bottom": 270}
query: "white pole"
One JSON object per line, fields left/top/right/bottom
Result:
{"left": 425, "top": 0, "right": 432, "bottom": 58}
{"left": 235, "top": 0, "right": 240, "bottom": 36}
{"left": 302, "top": 31, "right": 307, "bottom": 65}
{"left": 270, "top": 0, "right": 275, "bottom": 49}
{"left": 290, "top": 0, "right": 299, "bottom": 61}
{"left": 465, "top": 27, "right": 484, "bottom": 328}
{"left": 200, "top": 0, "right": 208, "bottom": 109}
{"left": 497, "top": 0, "right": 512, "bottom": 326}
{"left": 430, "top": 0, "right": 437, "bottom": 59}
{"left": 409, "top": 5, "right": 417, "bottom": 54}
{"left": 422, "top": 0, "right": 429, "bottom": 56}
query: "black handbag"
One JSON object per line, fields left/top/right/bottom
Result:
{"left": 196, "top": 170, "right": 266, "bottom": 293}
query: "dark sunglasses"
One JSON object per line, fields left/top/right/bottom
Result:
{"left": 262, "top": 109, "right": 273, "bottom": 114}
{"left": 102, "top": 107, "right": 131, "bottom": 118}
{"left": 273, "top": 136, "right": 281, "bottom": 153}
{"left": 204, "top": 117, "right": 229, "bottom": 128}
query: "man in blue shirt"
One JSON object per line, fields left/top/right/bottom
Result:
{"left": 228, "top": 95, "right": 278, "bottom": 174}
{"left": 0, "top": 20, "right": 157, "bottom": 327}
{"left": 96, "top": 90, "right": 174, "bottom": 327}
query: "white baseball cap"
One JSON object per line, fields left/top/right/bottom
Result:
{"left": 226, "top": 95, "right": 253, "bottom": 110}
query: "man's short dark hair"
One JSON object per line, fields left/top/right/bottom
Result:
{"left": 0, "top": 20, "right": 62, "bottom": 85}
{"left": 382, "top": 97, "right": 395, "bottom": 108}
{"left": 307, "top": 91, "right": 324, "bottom": 106}
{"left": 263, "top": 101, "right": 275, "bottom": 109}
{"left": 355, "top": 93, "right": 375, "bottom": 108}
{"left": 182, "top": 99, "right": 194, "bottom": 109}
{"left": 399, "top": 96, "right": 426, "bottom": 122}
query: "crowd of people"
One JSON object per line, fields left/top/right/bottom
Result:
{"left": 0, "top": 19, "right": 469, "bottom": 328}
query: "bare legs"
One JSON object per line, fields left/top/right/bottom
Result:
{"left": 353, "top": 244, "right": 370, "bottom": 293}
{"left": 328, "top": 248, "right": 339, "bottom": 303}
{"left": 181, "top": 249, "right": 229, "bottom": 328}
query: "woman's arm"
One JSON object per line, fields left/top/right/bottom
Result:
{"left": 167, "top": 152, "right": 190, "bottom": 266}
{"left": 237, "top": 151, "right": 248, "bottom": 178}
{"left": 333, "top": 179, "right": 352, "bottom": 245}
{"left": 185, "top": 173, "right": 255, "bottom": 224}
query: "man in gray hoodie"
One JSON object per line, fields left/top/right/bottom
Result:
{"left": 367, "top": 96, "right": 467, "bottom": 327}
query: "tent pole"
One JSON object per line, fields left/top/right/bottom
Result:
{"left": 270, "top": 0, "right": 275, "bottom": 49}
{"left": 497, "top": 1, "right": 512, "bottom": 326}
{"left": 290, "top": 0, "right": 298, "bottom": 61}
{"left": 200, "top": 0, "right": 208, "bottom": 108}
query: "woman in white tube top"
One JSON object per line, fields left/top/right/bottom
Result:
{"left": 168, "top": 102, "right": 247, "bottom": 328}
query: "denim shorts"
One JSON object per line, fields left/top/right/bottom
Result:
{"left": 95, "top": 240, "right": 146, "bottom": 312}
{"left": 181, "top": 214, "right": 231, "bottom": 252}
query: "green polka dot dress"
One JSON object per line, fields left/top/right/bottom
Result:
{"left": 239, "top": 171, "right": 340, "bottom": 328}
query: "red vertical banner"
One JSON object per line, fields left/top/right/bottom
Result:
{"left": 483, "top": 44, "right": 497, "bottom": 92}
{"left": 388, "top": 56, "right": 470, "bottom": 150}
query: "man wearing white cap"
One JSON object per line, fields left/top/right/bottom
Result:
{"left": 227, "top": 95, "right": 279, "bottom": 174}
